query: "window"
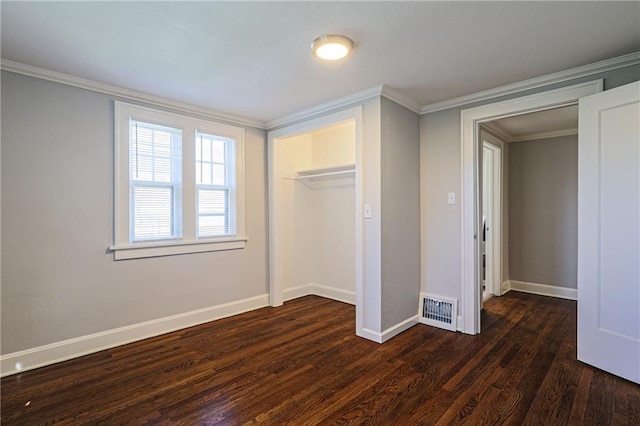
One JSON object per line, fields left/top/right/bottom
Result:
{"left": 130, "top": 120, "right": 183, "bottom": 242}
{"left": 196, "top": 132, "right": 235, "bottom": 238}
{"left": 112, "top": 102, "right": 246, "bottom": 260}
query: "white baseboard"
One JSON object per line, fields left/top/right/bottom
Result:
{"left": 508, "top": 280, "right": 577, "bottom": 300}
{"left": 359, "top": 315, "right": 419, "bottom": 344}
{"left": 283, "top": 283, "right": 356, "bottom": 305}
{"left": 311, "top": 283, "right": 356, "bottom": 305}
{"left": 1, "top": 294, "right": 270, "bottom": 377}
{"left": 2, "top": 284, "right": 358, "bottom": 377}
{"left": 283, "top": 284, "right": 314, "bottom": 302}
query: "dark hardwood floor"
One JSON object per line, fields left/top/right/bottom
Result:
{"left": 2, "top": 292, "right": 639, "bottom": 425}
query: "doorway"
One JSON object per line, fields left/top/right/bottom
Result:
{"left": 460, "top": 80, "right": 603, "bottom": 335}
{"left": 480, "top": 105, "right": 580, "bottom": 312}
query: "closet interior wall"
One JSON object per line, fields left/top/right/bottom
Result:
{"left": 275, "top": 122, "right": 356, "bottom": 302}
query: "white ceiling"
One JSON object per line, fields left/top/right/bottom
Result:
{"left": 489, "top": 105, "right": 579, "bottom": 142}
{"left": 2, "top": 2, "right": 639, "bottom": 124}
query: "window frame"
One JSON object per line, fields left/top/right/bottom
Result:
{"left": 129, "top": 119, "right": 183, "bottom": 243}
{"left": 195, "top": 131, "right": 237, "bottom": 238}
{"left": 112, "top": 101, "right": 247, "bottom": 260}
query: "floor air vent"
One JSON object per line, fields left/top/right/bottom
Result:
{"left": 419, "top": 294, "right": 458, "bottom": 332}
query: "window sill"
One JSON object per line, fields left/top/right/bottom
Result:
{"left": 109, "top": 237, "right": 248, "bottom": 260}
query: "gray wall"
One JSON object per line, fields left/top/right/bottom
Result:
{"left": 380, "top": 98, "right": 421, "bottom": 330}
{"left": 509, "top": 135, "right": 578, "bottom": 288}
{"left": 420, "top": 64, "right": 640, "bottom": 301}
{"left": 1, "top": 71, "right": 268, "bottom": 354}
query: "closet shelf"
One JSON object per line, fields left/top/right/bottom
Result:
{"left": 284, "top": 164, "right": 356, "bottom": 181}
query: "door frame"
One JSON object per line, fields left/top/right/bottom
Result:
{"left": 459, "top": 80, "right": 602, "bottom": 335}
{"left": 267, "top": 106, "right": 364, "bottom": 329}
{"left": 481, "top": 138, "right": 502, "bottom": 300}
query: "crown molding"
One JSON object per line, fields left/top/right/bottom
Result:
{"left": 481, "top": 118, "right": 578, "bottom": 143}
{"left": 481, "top": 121, "right": 514, "bottom": 142}
{"left": 380, "top": 86, "right": 422, "bottom": 114}
{"left": 482, "top": 121, "right": 578, "bottom": 143}
{"left": 5, "top": 51, "right": 637, "bottom": 130}
{"left": 510, "top": 128, "right": 578, "bottom": 143}
{"left": 0, "top": 59, "right": 266, "bottom": 129}
{"left": 266, "top": 85, "right": 384, "bottom": 130}
{"left": 266, "top": 84, "right": 421, "bottom": 130}
{"left": 2, "top": 58, "right": 417, "bottom": 131}
{"left": 420, "top": 51, "right": 640, "bottom": 114}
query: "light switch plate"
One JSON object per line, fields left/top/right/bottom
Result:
{"left": 364, "top": 204, "right": 372, "bottom": 219}
{"left": 448, "top": 192, "right": 456, "bottom": 205}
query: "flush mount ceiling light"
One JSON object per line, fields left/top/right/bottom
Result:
{"left": 311, "top": 34, "right": 354, "bottom": 61}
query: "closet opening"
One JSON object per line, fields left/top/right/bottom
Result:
{"left": 267, "top": 107, "right": 364, "bottom": 334}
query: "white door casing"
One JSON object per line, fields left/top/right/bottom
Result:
{"left": 267, "top": 106, "right": 364, "bottom": 333}
{"left": 482, "top": 145, "right": 491, "bottom": 300}
{"left": 482, "top": 140, "right": 502, "bottom": 299}
{"left": 577, "top": 81, "right": 640, "bottom": 384}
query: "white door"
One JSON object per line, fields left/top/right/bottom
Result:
{"left": 578, "top": 81, "right": 640, "bottom": 384}
{"left": 482, "top": 140, "right": 503, "bottom": 299}
{"left": 482, "top": 144, "right": 493, "bottom": 301}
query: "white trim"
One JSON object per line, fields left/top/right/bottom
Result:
{"left": 481, "top": 140, "right": 503, "bottom": 297}
{"left": 267, "top": 86, "right": 383, "bottom": 129}
{"left": 312, "top": 284, "right": 356, "bottom": 305}
{"left": 358, "top": 328, "right": 384, "bottom": 343}
{"left": 1, "top": 294, "right": 270, "bottom": 377}
{"left": 460, "top": 80, "right": 603, "bottom": 335}
{"left": 268, "top": 106, "right": 363, "bottom": 142}
{"left": 421, "top": 52, "right": 640, "bottom": 114}
{"left": 509, "top": 280, "right": 578, "bottom": 301}
{"left": 361, "top": 316, "right": 420, "bottom": 344}
{"left": 482, "top": 121, "right": 514, "bottom": 143}
{"left": 380, "top": 86, "right": 422, "bottom": 114}
{"left": 0, "top": 59, "right": 264, "bottom": 129}
{"left": 110, "top": 237, "right": 248, "bottom": 260}
{"left": 283, "top": 284, "right": 314, "bottom": 302}
{"left": 266, "top": 84, "right": 419, "bottom": 129}
{"left": 283, "top": 283, "right": 357, "bottom": 305}
{"left": 4, "top": 52, "right": 638, "bottom": 130}
{"left": 353, "top": 106, "right": 364, "bottom": 337}
{"left": 482, "top": 122, "right": 578, "bottom": 143}
{"left": 510, "top": 128, "right": 578, "bottom": 143}
{"left": 113, "top": 101, "right": 246, "bottom": 260}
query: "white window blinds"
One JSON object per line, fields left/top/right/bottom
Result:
{"left": 196, "top": 131, "right": 236, "bottom": 237}
{"left": 130, "top": 119, "right": 183, "bottom": 242}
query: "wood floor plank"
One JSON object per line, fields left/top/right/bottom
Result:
{"left": 2, "top": 293, "right": 639, "bottom": 425}
{"left": 584, "top": 368, "right": 616, "bottom": 425}
{"left": 522, "top": 325, "right": 581, "bottom": 425}
{"left": 567, "top": 367, "right": 594, "bottom": 426}
{"left": 626, "top": 390, "right": 640, "bottom": 425}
